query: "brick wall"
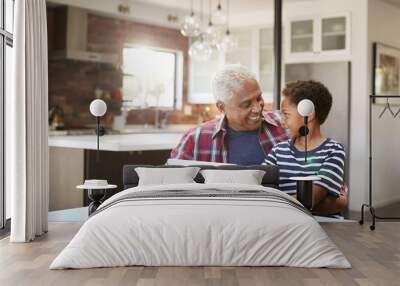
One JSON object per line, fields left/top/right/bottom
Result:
{"left": 48, "top": 60, "right": 122, "bottom": 128}
{"left": 48, "top": 9, "right": 218, "bottom": 129}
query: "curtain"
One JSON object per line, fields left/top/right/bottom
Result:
{"left": 9, "top": 0, "right": 49, "bottom": 242}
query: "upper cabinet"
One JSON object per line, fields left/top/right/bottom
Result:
{"left": 225, "top": 30, "right": 259, "bottom": 74}
{"left": 225, "top": 27, "right": 275, "bottom": 103}
{"left": 259, "top": 28, "right": 275, "bottom": 104}
{"left": 289, "top": 19, "right": 314, "bottom": 54}
{"left": 188, "top": 49, "right": 225, "bottom": 104}
{"left": 286, "top": 13, "right": 351, "bottom": 63}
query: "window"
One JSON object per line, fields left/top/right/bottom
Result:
{"left": 1, "top": 0, "right": 14, "bottom": 231}
{"left": 122, "top": 47, "right": 183, "bottom": 109}
{"left": 5, "top": 0, "right": 13, "bottom": 33}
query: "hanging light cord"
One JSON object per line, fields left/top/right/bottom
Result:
{"left": 226, "top": 0, "right": 230, "bottom": 34}
{"left": 201, "top": 0, "right": 204, "bottom": 26}
{"left": 190, "top": 0, "right": 194, "bottom": 16}
{"left": 209, "top": 0, "right": 213, "bottom": 26}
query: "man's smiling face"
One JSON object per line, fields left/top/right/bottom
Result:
{"left": 218, "top": 79, "right": 264, "bottom": 131}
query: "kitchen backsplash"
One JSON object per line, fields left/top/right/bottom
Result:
{"left": 47, "top": 9, "right": 219, "bottom": 129}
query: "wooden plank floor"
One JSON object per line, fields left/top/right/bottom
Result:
{"left": 0, "top": 222, "right": 399, "bottom": 286}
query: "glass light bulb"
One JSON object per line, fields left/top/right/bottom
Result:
{"left": 212, "top": 5, "right": 227, "bottom": 26}
{"left": 189, "top": 37, "right": 213, "bottom": 61}
{"left": 219, "top": 30, "right": 237, "bottom": 52}
{"left": 204, "top": 23, "right": 219, "bottom": 47}
{"left": 180, "top": 14, "right": 201, "bottom": 37}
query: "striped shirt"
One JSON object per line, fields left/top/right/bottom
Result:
{"left": 264, "top": 138, "right": 345, "bottom": 197}
{"left": 170, "top": 110, "right": 288, "bottom": 163}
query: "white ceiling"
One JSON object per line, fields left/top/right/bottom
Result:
{"left": 47, "top": 0, "right": 318, "bottom": 28}
{"left": 133, "top": 0, "right": 311, "bottom": 15}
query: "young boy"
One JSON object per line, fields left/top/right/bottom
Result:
{"left": 264, "top": 80, "right": 347, "bottom": 215}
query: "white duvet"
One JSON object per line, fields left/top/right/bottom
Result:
{"left": 50, "top": 183, "right": 351, "bottom": 269}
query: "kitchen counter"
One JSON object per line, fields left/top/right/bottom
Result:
{"left": 48, "top": 132, "right": 185, "bottom": 151}
{"left": 48, "top": 126, "right": 195, "bottom": 210}
{"left": 49, "top": 131, "right": 188, "bottom": 210}
{"left": 48, "top": 124, "right": 196, "bottom": 137}
{"left": 48, "top": 127, "right": 193, "bottom": 210}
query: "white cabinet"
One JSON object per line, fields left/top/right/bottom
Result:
{"left": 225, "top": 29, "right": 259, "bottom": 75}
{"left": 225, "top": 28, "right": 276, "bottom": 103}
{"left": 188, "top": 27, "right": 275, "bottom": 104}
{"left": 188, "top": 48, "right": 224, "bottom": 104}
{"left": 286, "top": 13, "right": 350, "bottom": 63}
{"left": 259, "top": 28, "right": 275, "bottom": 104}
{"left": 288, "top": 18, "right": 315, "bottom": 55}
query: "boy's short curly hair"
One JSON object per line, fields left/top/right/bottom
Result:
{"left": 282, "top": 80, "right": 332, "bottom": 125}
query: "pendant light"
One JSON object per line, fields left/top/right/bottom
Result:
{"left": 219, "top": 0, "right": 236, "bottom": 52}
{"left": 189, "top": 35, "right": 213, "bottom": 61}
{"left": 189, "top": 0, "right": 212, "bottom": 61}
{"left": 180, "top": 0, "right": 201, "bottom": 37}
{"left": 203, "top": 0, "right": 219, "bottom": 47}
{"left": 212, "top": 0, "right": 227, "bottom": 26}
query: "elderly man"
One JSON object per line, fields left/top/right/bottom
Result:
{"left": 170, "top": 64, "right": 287, "bottom": 165}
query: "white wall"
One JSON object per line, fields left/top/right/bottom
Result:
{"left": 230, "top": 10, "right": 274, "bottom": 28}
{"left": 283, "top": 0, "right": 369, "bottom": 211}
{"left": 368, "top": 0, "right": 400, "bottom": 207}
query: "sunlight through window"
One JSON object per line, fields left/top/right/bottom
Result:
{"left": 122, "top": 47, "right": 178, "bottom": 108}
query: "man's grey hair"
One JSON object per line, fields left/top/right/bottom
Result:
{"left": 212, "top": 64, "right": 257, "bottom": 103}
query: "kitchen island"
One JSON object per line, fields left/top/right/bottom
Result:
{"left": 48, "top": 132, "right": 185, "bottom": 151}
{"left": 48, "top": 130, "right": 188, "bottom": 211}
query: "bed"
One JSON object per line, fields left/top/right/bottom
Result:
{"left": 50, "top": 165, "right": 350, "bottom": 269}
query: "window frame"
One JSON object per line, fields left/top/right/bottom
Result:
{"left": 1, "top": 0, "right": 14, "bottom": 231}
{"left": 121, "top": 45, "right": 183, "bottom": 110}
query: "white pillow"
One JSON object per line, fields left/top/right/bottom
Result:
{"left": 135, "top": 167, "right": 201, "bottom": 186}
{"left": 200, "top": 169, "right": 266, "bottom": 185}
{"left": 166, "top": 158, "right": 235, "bottom": 166}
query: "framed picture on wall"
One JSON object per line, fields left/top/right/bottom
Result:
{"left": 373, "top": 42, "right": 400, "bottom": 100}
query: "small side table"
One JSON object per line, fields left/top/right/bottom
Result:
{"left": 76, "top": 184, "right": 117, "bottom": 215}
{"left": 289, "top": 176, "right": 321, "bottom": 210}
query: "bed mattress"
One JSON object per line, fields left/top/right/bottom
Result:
{"left": 50, "top": 183, "right": 350, "bottom": 269}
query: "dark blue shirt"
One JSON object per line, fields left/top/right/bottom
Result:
{"left": 227, "top": 128, "right": 265, "bottom": 165}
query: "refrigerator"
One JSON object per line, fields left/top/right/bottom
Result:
{"left": 285, "top": 62, "right": 351, "bottom": 180}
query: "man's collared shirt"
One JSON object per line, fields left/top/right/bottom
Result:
{"left": 170, "top": 110, "right": 288, "bottom": 163}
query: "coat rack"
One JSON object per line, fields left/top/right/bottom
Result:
{"left": 359, "top": 95, "right": 400, "bottom": 230}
